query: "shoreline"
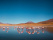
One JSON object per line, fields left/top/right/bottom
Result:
{"left": 0, "top": 23, "right": 53, "bottom": 27}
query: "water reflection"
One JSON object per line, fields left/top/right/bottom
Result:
{"left": 0, "top": 26, "right": 53, "bottom": 40}
{"left": 1, "top": 26, "right": 53, "bottom": 34}
{"left": 14, "top": 27, "right": 16, "bottom": 30}
{"left": 3, "top": 28, "right": 5, "bottom": 31}
{"left": 2, "top": 27, "right": 9, "bottom": 33}
{"left": 17, "top": 27, "right": 24, "bottom": 34}
{"left": 42, "top": 29, "right": 44, "bottom": 33}
{"left": 26, "top": 27, "right": 45, "bottom": 34}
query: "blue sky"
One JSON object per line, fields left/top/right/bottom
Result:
{"left": 0, "top": 0, "right": 53, "bottom": 24}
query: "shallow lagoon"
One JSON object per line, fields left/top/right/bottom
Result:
{"left": 0, "top": 26, "right": 53, "bottom": 40}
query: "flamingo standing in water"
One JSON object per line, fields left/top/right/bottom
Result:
{"left": 6, "top": 27, "right": 9, "bottom": 28}
{"left": 28, "top": 31, "right": 31, "bottom": 34}
{"left": 37, "top": 32, "right": 40, "bottom": 34}
{"left": 42, "top": 27, "right": 44, "bottom": 29}
{"left": 3, "top": 27, "right": 5, "bottom": 29}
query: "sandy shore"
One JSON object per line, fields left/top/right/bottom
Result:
{"left": 0, "top": 23, "right": 53, "bottom": 27}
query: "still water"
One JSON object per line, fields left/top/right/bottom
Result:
{"left": 0, "top": 26, "right": 53, "bottom": 40}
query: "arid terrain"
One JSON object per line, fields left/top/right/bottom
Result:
{"left": 0, "top": 19, "right": 53, "bottom": 27}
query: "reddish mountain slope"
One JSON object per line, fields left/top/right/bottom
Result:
{"left": 0, "top": 22, "right": 3, "bottom": 24}
{"left": 26, "top": 21, "right": 34, "bottom": 23}
{"left": 38, "top": 19, "right": 53, "bottom": 24}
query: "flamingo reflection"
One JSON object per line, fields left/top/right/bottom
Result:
{"left": 17, "top": 28, "right": 21, "bottom": 33}
{"left": 1, "top": 26, "right": 45, "bottom": 34}
{"left": 37, "top": 32, "right": 40, "bottom": 34}
{"left": 14, "top": 27, "right": 16, "bottom": 30}
{"left": 21, "top": 28, "right": 24, "bottom": 33}
{"left": 42, "top": 29, "right": 44, "bottom": 33}
{"left": 6, "top": 27, "right": 9, "bottom": 32}
{"left": 3, "top": 28, "right": 5, "bottom": 31}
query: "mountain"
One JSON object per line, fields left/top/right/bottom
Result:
{"left": 0, "top": 22, "right": 3, "bottom": 24}
{"left": 20, "top": 21, "right": 35, "bottom": 24}
{"left": 25, "top": 21, "right": 35, "bottom": 24}
{"left": 0, "top": 19, "right": 53, "bottom": 25}
{"left": 38, "top": 19, "right": 53, "bottom": 24}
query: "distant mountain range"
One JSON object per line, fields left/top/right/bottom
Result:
{"left": 0, "top": 19, "right": 53, "bottom": 26}
{"left": 0, "top": 22, "right": 3, "bottom": 24}
{"left": 20, "top": 19, "right": 53, "bottom": 24}
{"left": 0, "top": 19, "right": 53, "bottom": 24}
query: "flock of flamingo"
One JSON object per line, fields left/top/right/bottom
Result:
{"left": 0, "top": 26, "right": 45, "bottom": 34}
